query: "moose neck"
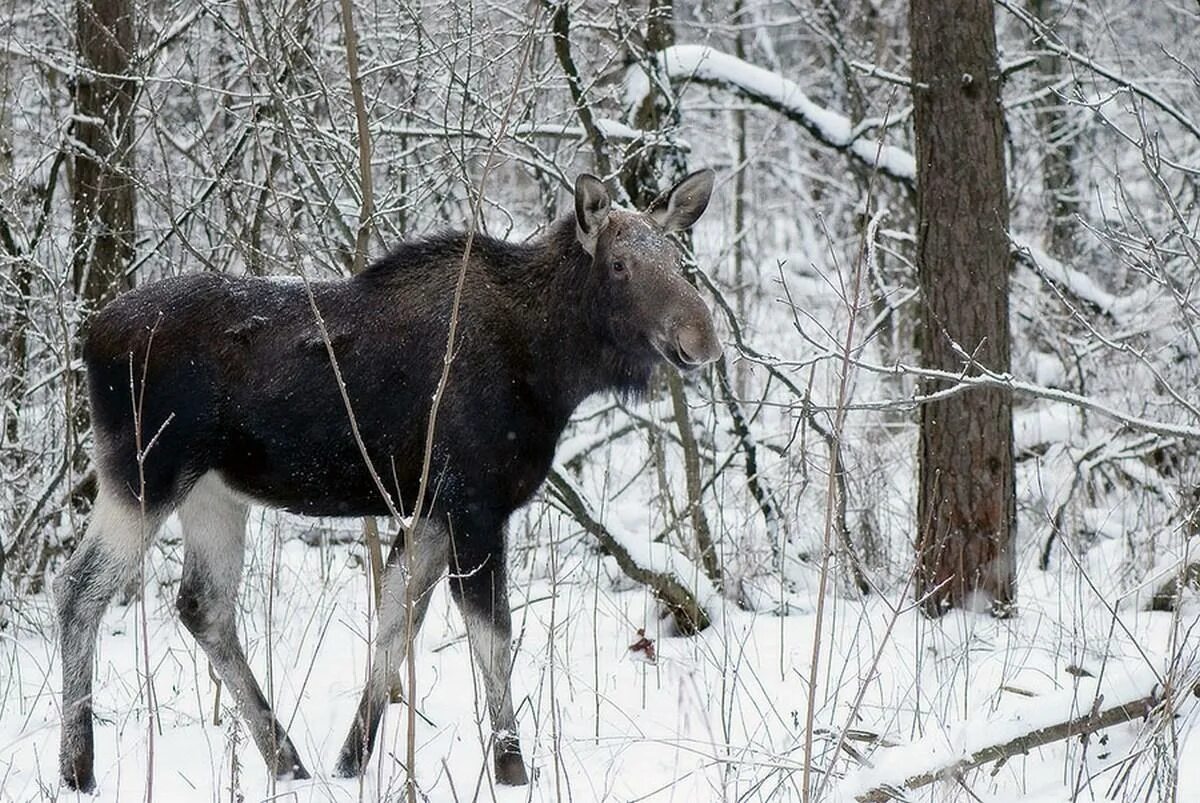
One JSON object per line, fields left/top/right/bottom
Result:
{"left": 525, "top": 217, "right": 654, "bottom": 419}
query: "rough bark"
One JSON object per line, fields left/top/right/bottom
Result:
{"left": 911, "top": 0, "right": 1016, "bottom": 616}
{"left": 622, "top": 0, "right": 686, "bottom": 205}
{"left": 72, "top": 0, "right": 136, "bottom": 308}
{"left": 0, "top": 49, "right": 25, "bottom": 452}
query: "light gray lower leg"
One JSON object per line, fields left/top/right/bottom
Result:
{"left": 176, "top": 474, "right": 308, "bottom": 780}
{"left": 451, "top": 559, "right": 527, "bottom": 786}
{"left": 334, "top": 518, "right": 449, "bottom": 777}
{"left": 56, "top": 487, "right": 162, "bottom": 792}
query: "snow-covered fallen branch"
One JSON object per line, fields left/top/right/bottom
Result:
{"left": 546, "top": 468, "right": 713, "bottom": 634}
{"left": 843, "top": 666, "right": 1165, "bottom": 802}
{"left": 626, "top": 45, "right": 916, "bottom": 185}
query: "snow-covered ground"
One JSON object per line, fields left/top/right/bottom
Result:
{"left": 2, "top": 499, "right": 1197, "bottom": 802}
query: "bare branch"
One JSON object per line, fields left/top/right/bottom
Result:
{"left": 817, "top": 357, "right": 1200, "bottom": 442}
{"left": 628, "top": 45, "right": 916, "bottom": 186}
{"left": 546, "top": 469, "right": 710, "bottom": 634}
{"left": 336, "top": 0, "right": 374, "bottom": 273}
{"left": 997, "top": 0, "right": 1200, "bottom": 143}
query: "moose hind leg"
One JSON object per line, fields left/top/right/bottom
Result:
{"left": 449, "top": 547, "right": 528, "bottom": 786}
{"left": 55, "top": 485, "right": 164, "bottom": 792}
{"left": 176, "top": 473, "right": 309, "bottom": 780}
{"left": 335, "top": 518, "right": 449, "bottom": 778}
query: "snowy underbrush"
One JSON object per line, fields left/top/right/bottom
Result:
{"left": 2, "top": 497, "right": 1197, "bottom": 802}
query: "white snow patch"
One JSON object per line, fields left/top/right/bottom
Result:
{"left": 1026, "top": 350, "right": 1067, "bottom": 388}
{"left": 1014, "top": 237, "right": 1156, "bottom": 322}
{"left": 1015, "top": 403, "right": 1082, "bottom": 453}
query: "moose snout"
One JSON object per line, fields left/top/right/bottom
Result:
{"left": 674, "top": 321, "right": 722, "bottom": 367}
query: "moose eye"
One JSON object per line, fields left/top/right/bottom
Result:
{"left": 611, "top": 259, "right": 627, "bottom": 276}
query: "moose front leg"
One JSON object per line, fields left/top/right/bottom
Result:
{"left": 335, "top": 518, "right": 449, "bottom": 777}
{"left": 448, "top": 543, "right": 528, "bottom": 786}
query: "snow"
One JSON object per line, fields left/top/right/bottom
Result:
{"left": 5, "top": 36, "right": 1199, "bottom": 803}
{"left": 838, "top": 662, "right": 1163, "bottom": 800}
{"left": 1015, "top": 403, "right": 1082, "bottom": 453}
{"left": 577, "top": 472, "right": 721, "bottom": 612}
{"left": 5, "top": 5, "right": 1199, "bottom": 802}
{"left": 3, "top": 503, "right": 1197, "bottom": 802}
{"left": 626, "top": 45, "right": 1165, "bottom": 353}
{"left": 627, "top": 45, "right": 917, "bottom": 182}
{"left": 1025, "top": 350, "right": 1067, "bottom": 388}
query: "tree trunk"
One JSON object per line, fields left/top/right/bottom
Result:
{"left": 1028, "top": 0, "right": 1081, "bottom": 255}
{"left": 72, "top": 0, "right": 136, "bottom": 308}
{"left": 621, "top": 0, "right": 686, "bottom": 206}
{"left": 0, "top": 48, "right": 23, "bottom": 450}
{"left": 910, "top": 0, "right": 1016, "bottom": 616}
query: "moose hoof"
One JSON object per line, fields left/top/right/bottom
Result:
{"left": 333, "top": 750, "right": 362, "bottom": 779}
{"left": 494, "top": 751, "right": 528, "bottom": 786}
{"left": 62, "top": 771, "right": 96, "bottom": 795}
{"left": 269, "top": 747, "right": 310, "bottom": 782}
{"left": 61, "top": 756, "right": 96, "bottom": 794}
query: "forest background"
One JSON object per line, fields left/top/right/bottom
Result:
{"left": 2, "top": 0, "right": 1199, "bottom": 801}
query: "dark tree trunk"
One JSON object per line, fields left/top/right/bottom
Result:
{"left": 1028, "top": 0, "right": 1081, "bottom": 254}
{"left": 72, "top": 0, "right": 136, "bottom": 308}
{"left": 67, "top": 0, "right": 136, "bottom": 535}
{"left": 910, "top": 0, "right": 1016, "bottom": 616}
{"left": 621, "top": 0, "right": 687, "bottom": 207}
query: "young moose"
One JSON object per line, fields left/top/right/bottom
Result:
{"left": 55, "top": 170, "right": 720, "bottom": 790}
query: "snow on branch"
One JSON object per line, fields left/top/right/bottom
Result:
{"left": 634, "top": 44, "right": 1153, "bottom": 330}
{"left": 843, "top": 664, "right": 1166, "bottom": 802}
{"left": 374, "top": 119, "right": 686, "bottom": 148}
{"left": 1012, "top": 236, "right": 1153, "bottom": 322}
{"left": 996, "top": 0, "right": 1200, "bottom": 144}
{"left": 627, "top": 45, "right": 916, "bottom": 185}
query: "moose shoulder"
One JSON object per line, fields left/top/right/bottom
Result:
{"left": 55, "top": 170, "right": 720, "bottom": 792}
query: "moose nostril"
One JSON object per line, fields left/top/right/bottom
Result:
{"left": 676, "top": 325, "right": 721, "bottom": 366}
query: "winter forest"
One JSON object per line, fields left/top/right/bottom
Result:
{"left": 2, "top": 0, "right": 1200, "bottom": 800}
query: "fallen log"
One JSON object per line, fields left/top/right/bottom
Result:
{"left": 846, "top": 670, "right": 1165, "bottom": 802}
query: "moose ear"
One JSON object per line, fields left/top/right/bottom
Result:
{"left": 649, "top": 169, "right": 715, "bottom": 232}
{"left": 574, "top": 174, "right": 612, "bottom": 255}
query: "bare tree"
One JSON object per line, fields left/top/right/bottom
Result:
{"left": 72, "top": 0, "right": 136, "bottom": 308}
{"left": 910, "top": 0, "right": 1016, "bottom": 616}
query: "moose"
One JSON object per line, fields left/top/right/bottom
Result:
{"left": 54, "top": 169, "right": 720, "bottom": 791}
